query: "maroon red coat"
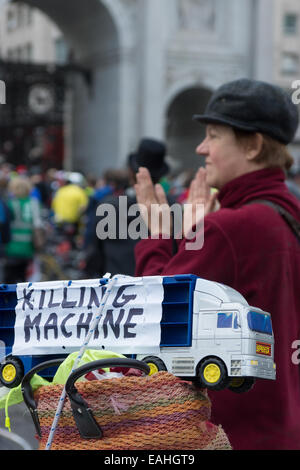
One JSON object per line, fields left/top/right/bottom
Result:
{"left": 135, "top": 168, "right": 300, "bottom": 450}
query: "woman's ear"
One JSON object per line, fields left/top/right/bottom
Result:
{"left": 246, "top": 133, "right": 264, "bottom": 161}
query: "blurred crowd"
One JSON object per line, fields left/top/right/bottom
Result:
{"left": 0, "top": 148, "right": 299, "bottom": 285}
{"left": 0, "top": 155, "right": 196, "bottom": 284}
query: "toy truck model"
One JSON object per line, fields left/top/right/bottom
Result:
{"left": 0, "top": 274, "right": 276, "bottom": 393}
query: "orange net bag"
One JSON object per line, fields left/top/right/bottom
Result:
{"left": 22, "top": 358, "right": 232, "bottom": 451}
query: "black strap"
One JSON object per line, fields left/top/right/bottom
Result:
{"left": 21, "top": 359, "right": 66, "bottom": 437}
{"left": 247, "top": 199, "right": 300, "bottom": 243}
{"left": 22, "top": 357, "right": 150, "bottom": 440}
{"left": 65, "top": 358, "right": 150, "bottom": 439}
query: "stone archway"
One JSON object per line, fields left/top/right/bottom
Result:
{"left": 165, "top": 85, "right": 212, "bottom": 172}
{"left": 13, "top": 0, "right": 136, "bottom": 177}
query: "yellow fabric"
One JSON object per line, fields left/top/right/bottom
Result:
{"left": 52, "top": 350, "right": 126, "bottom": 384}
{"left": 52, "top": 184, "right": 88, "bottom": 223}
{"left": 0, "top": 349, "right": 126, "bottom": 410}
{"left": 1, "top": 350, "right": 126, "bottom": 432}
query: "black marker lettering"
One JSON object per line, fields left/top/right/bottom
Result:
{"left": 48, "top": 289, "right": 60, "bottom": 308}
{"left": 124, "top": 308, "right": 143, "bottom": 338}
{"left": 77, "top": 287, "right": 85, "bottom": 308}
{"left": 44, "top": 313, "right": 58, "bottom": 340}
{"left": 88, "top": 287, "right": 100, "bottom": 309}
{"left": 22, "top": 289, "right": 34, "bottom": 310}
{"left": 61, "top": 313, "right": 75, "bottom": 338}
{"left": 112, "top": 285, "right": 137, "bottom": 308}
{"left": 62, "top": 287, "right": 77, "bottom": 309}
{"left": 77, "top": 312, "right": 93, "bottom": 339}
{"left": 38, "top": 290, "right": 46, "bottom": 310}
{"left": 103, "top": 309, "right": 125, "bottom": 339}
{"left": 24, "top": 312, "right": 41, "bottom": 342}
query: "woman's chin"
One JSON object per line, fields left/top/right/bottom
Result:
{"left": 205, "top": 175, "right": 216, "bottom": 189}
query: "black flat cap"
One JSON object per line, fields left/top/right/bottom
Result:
{"left": 193, "top": 78, "right": 299, "bottom": 144}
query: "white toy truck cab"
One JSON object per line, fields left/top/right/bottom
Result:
{"left": 0, "top": 274, "right": 276, "bottom": 393}
{"left": 137, "top": 275, "right": 276, "bottom": 393}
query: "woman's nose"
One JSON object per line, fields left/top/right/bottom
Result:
{"left": 196, "top": 138, "right": 209, "bottom": 156}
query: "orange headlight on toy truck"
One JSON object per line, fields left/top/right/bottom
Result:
{"left": 256, "top": 342, "right": 271, "bottom": 356}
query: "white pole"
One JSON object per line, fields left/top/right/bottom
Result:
{"left": 44, "top": 273, "right": 117, "bottom": 450}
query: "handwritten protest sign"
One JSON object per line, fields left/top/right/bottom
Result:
{"left": 12, "top": 276, "right": 164, "bottom": 356}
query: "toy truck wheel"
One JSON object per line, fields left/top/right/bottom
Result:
{"left": 142, "top": 356, "right": 167, "bottom": 376}
{"left": 228, "top": 377, "right": 256, "bottom": 393}
{"left": 0, "top": 357, "right": 24, "bottom": 389}
{"left": 197, "top": 357, "right": 230, "bottom": 391}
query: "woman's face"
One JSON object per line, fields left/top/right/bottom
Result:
{"left": 196, "top": 124, "right": 251, "bottom": 190}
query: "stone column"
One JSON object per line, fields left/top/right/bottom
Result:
{"left": 252, "top": 0, "right": 275, "bottom": 81}
{"left": 137, "top": 0, "right": 169, "bottom": 140}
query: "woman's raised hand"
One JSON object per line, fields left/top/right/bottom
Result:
{"left": 184, "top": 168, "right": 219, "bottom": 239}
{"left": 135, "top": 167, "right": 172, "bottom": 237}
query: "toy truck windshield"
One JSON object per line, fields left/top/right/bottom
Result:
{"left": 247, "top": 310, "right": 273, "bottom": 335}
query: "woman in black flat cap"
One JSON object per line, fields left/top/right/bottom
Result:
{"left": 134, "top": 79, "right": 300, "bottom": 450}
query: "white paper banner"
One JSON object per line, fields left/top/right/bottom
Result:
{"left": 12, "top": 275, "right": 164, "bottom": 356}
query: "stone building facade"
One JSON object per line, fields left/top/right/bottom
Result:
{"left": 0, "top": 2, "right": 65, "bottom": 64}
{"left": 0, "top": 0, "right": 299, "bottom": 175}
